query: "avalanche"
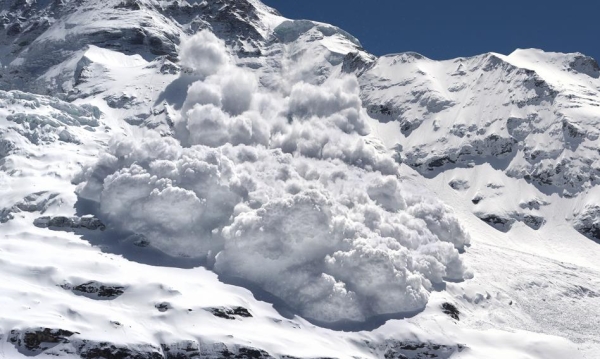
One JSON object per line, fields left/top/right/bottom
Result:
{"left": 1, "top": 0, "right": 600, "bottom": 358}
{"left": 76, "top": 31, "right": 472, "bottom": 324}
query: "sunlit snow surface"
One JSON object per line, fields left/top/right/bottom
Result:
{"left": 0, "top": 0, "right": 599, "bottom": 358}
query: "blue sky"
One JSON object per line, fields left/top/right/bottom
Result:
{"left": 261, "top": 0, "right": 599, "bottom": 61}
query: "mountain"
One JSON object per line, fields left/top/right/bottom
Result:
{"left": 1, "top": 0, "right": 599, "bottom": 358}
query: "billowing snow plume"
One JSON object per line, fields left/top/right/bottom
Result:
{"left": 179, "top": 31, "right": 231, "bottom": 78}
{"left": 79, "top": 30, "right": 471, "bottom": 323}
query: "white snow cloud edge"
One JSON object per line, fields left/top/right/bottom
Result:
{"left": 78, "top": 30, "right": 472, "bottom": 323}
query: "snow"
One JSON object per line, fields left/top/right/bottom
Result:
{"left": 360, "top": 50, "right": 600, "bottom": 196}
{"left": 179, "top": 31, "right": 231, "bottom": 78}
{"left": 82, "top": 45, "right": 149, "bottom": 68}
{"left": 1, "top": 0, "right": 600, "bottom": 357}
{"left": 80, "top": 124, "right": 471, "bottom": 324}
{"left": 0, "top": 217, "right": 586, "bottom": 358}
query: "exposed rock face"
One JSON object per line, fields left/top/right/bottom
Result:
{"left": 373, "top": 340, "right": 465, "bottom": 359}
{"left": 161, "top": 341, "right": 201, "bottom": 359}
{"left": 8, "top": 334, "right": 315, "bottom": 359}
{"left": 449, "top": 179, "right": 470, "bottom": 191}
{"left": 76, "top": 341, "right": 164, "bottom": 359}
{"left": 569, "top": 55, "right": 600, "bottom": 78}
{"left": 34, "top": 215, "right": 106, "bottom": 231}
{"left": 9, "top": 328, "right": 77, "bottom": 354}
{"left": 7, "top": 328, "right": 467, "bottom": 359}
{"left": 519, "top": 199, "right": 549, "bottom": 210}
{"left": 207, "top": 306, "right": 253, "bottom": 320}
{"left": 477, "top": 213, "right": 516, "bottom": 232}
{"left": 441, "top": 302, "right": 460, "bottom": 321}
{"left": 521, "top": 214, "right": 545, "bottom": 230}
{"left": 1, "top": 0, "right": 179, "bottom": 92}
{"left": 573, "top": 205, "right": 600, "bottom": 242}
{"left": 0, "top": 137, "right": 16, "bottom": 159}
{"left": 61, "top": 281, "right": 125, "bottom": 299}
{"left": 165, "top": 342, "right": 275, "bottom": 359}
{"left": 342, "top": 51, "right": 377, "bottom": 75}
{"left": 0, "top": 192, "right": 59, "bottom": 223}
{"left": 476, "top": 211, "right": 545, "bottom": 231}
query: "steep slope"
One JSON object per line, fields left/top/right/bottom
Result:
{"left": 0, "top": 0, "right": 368, "bottom": 95}
{"left": 1, "top": 0, "right": 369, "bottom": 131}
{"left": 357, "top": 48, "right": 600, "bottom": 356}
{"left": 362, "top": 50, "right": 600, "bottom": 194}
{"left": 360, "top": 49, "right": 600, "bottom": 238}
{"left": 0, "top": 0, "right": 599, "bottom": 358}
{"left": 0, "top": 89, "right": 585, "bottom": 359}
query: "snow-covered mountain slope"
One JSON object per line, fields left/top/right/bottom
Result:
{"left": 0, "top": 0, "right": 283, "bottom": 94}
{"left": 1, "top": 0, "right": 600, "bottom": 358}
{"left": 361, "top": 49, "right": 600, "bottom": 240}
{"left": 361, "top": 50, "right": 600, "bottom": 194}
{"left": 0, "top": 89, "right": 587, "bottom": 358}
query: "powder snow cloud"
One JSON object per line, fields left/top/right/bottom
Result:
{"left": 79, "top": 30, "right": 472, "bottom": 323}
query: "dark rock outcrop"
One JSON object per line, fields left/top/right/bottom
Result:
{"left": 77, "top": 341, "right": 164, "bottom": 359}
{"left": 521, "top": 214, "right": 545, "bottom": 230}
{"left": 34, "top": 215, "right": 106, "bottom": 231}
{"left": 477, "top": 213, "right": 515, "bottom": 232}
{"left": 477, "top": 211, "right": 545, "bottom": 232}
{"left": 61, "top": 281, "right": 125, "bottom": 299}
{"left": 207, "top": 306, "right": 253, "bottom": 320}
{"left": 163, "top": 341, "right": 274, "bottom": 359}
{"left": 573, "top": 205, "right": 600, "bottom": 242}
{"left": 342, "top": 51, "right": 376, "bottom": 75}
{"left": 0, "top": 191, "right": 59, "bottom": 223}
{"left": 9, "top": 327, "right": 77, "bottom": 354}
{"left": 441, "top": 302, "right": 460, "bottom": 321}
{"left": 449, "top": 179, "right": 470, "bottom": 191}
{"left": 374, "top": 339, "right": 465, "bottom": 359}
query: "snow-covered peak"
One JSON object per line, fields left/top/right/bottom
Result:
{"left": 0, "top": 0, "right": 288, "bottom": 92}
{"left": 507, "top": 48, "right": 600, "bottom": 80}
{"left": 361, "top": 48, "right": 600, "bottom": 195}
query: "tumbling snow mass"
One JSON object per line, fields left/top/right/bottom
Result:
{"left": 79, "top": 30, "right": 472, "bottom": 323}
{"left": 0, "top": 0, "right": 599, "bottom": 358}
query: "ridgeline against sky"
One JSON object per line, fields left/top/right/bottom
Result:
{"left": 262, "top": 0, "right": 600, "bottom": 61}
